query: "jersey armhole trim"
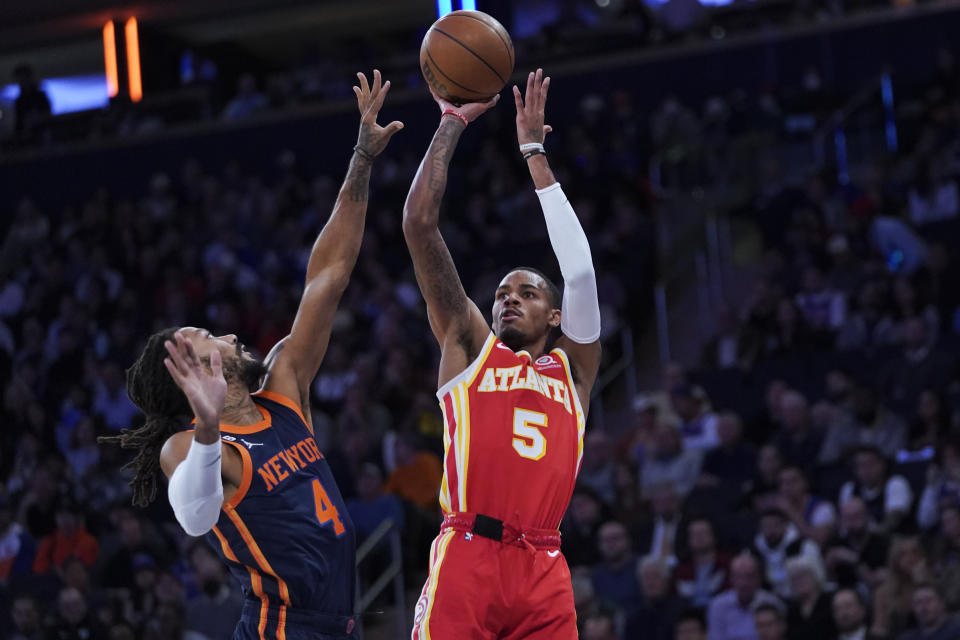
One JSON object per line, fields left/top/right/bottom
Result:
{"left": 222, "top": 439, "right": 253, "bottom": 509}
{"left": 253, "top": 389, "right": 312, "bottom": 434}
{"left": 436, "top": 332, "right": 497, "bottom": 400}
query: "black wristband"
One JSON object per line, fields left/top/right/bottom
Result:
{"left": 353, "top": 145, "right": 376, "bottom": 161}
{"left": 523, "top": 149, "right": 546, "bottom": 161}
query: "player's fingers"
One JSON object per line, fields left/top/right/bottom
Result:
{"left": 525, "top": 71, "right": 535, "bottom": 106}
{"left": 209, "top": 349, "right": 223, "bottom": 378}
{"left": 541, "top": 76, "right": 551, "bottom": 104}
{"left": 163, "top": 357, "right": 186, "bottom": 386}
{"left": 385, "top": 120, "right": 405, "bottom": 135}
{"left": 164, "top": 339, "right": 188, "bottom": 373}
{"left": 181, "top": 336, "right": 200, "bottom": 368}
{"left": 487, "top": 94, "right": 501, "bottom": 110}
{"left": 357, "top": 72, "right": 370, "bottom": 96}
{"left": 512, "top": 85, "right": 524, "bottom": 113}
{"left": 372, "top": 69, "right": 382, "bottom": 95}
{"left": 371, "top": 79, "right": 391, "bottom": 113}
{"left": 544, "top": 124, "right": 553, "bottom": 136}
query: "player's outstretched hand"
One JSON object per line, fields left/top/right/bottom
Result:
{"left": 354, "top": 69, "right": 404, "bottom": 158}
{"left": 513, "top": 68, "right": 553, "bottom": 145}
{"left": 430, "top": 86, "right": 500, "bottom": 125}
{"left": 163, "top": 331, "right": 227, "bottom": 428}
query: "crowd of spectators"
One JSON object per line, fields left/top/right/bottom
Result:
{"left": 564, "top": 38, "right": 960, "bottom": 640}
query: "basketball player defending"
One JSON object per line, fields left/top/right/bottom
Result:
{"left": 101, "top": 71, "right": 402, "bottom": 640}
{"left": 404, "top": 68, "right": 601, "bottom": 639}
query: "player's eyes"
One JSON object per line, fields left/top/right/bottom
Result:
{"left": 523, "top": 292, "right": 534, "bottom": 298}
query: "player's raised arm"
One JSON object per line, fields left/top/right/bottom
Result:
{"left": 402, "top": 91, "right": 498, "bottom": 383}
{"left": 514, "top": 69, "right": 602, "bottom": 412}
{"left": 262, "top": 70, "right": 403, "bottom": 411}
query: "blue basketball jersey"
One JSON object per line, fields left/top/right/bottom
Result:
{"left": 202, "top": 390, "right": 356, "bottom": 637}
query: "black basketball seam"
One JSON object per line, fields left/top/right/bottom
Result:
{"left": 432, "top": 27, "right": 506, "bottom": 85}
{"left": 446, "top": 13, "right": 514, "bottom": 68}
{"left": 425, "top": 50, "right": 488, "bottom": 97}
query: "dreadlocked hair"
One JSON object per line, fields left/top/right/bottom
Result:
{"left": 98, "top": 327, "right": 192, "bottom": 507}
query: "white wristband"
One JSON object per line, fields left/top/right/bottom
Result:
{"left": 520, "top": 142, "right": 545, "bottom": 153}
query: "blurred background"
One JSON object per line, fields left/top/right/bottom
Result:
{"left": 3, "top": 0, "right": 960, "bottom": 639}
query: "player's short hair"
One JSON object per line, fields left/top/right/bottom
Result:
{"left": 506, "top": 266, "right": 561, "bottom": 309}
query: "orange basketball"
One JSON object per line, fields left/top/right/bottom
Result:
{"left": 420, "top": 10, "right": 515, "bottom": 105}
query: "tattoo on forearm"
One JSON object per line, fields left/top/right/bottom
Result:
{"left": 425, "top": 123, "right": 461, "bottom": 204}
{"left": 345, "top": 154, "right": 372, "bottom": 203}
{"left": 421, "top": 240, "right": 467, "bottom": 314}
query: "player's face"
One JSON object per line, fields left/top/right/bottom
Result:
{"left": 177, "top": 327, "right": 264, "bottom": 388}
{"left": 491, "top": 271, "right": 560, "bottom": 350}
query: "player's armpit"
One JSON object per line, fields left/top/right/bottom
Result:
{"left": 554, "top": 335, "right": 601, "bottom": 415}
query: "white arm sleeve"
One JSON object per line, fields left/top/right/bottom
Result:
{"left": 168, "top": 439, "right": 224, "bottom": 536}
{"left": 536, "top": 183, "right": 601, "bottom": 344}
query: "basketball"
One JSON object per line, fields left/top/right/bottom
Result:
{"left": 420, "top": 10, "right": 515, "bottom": 105}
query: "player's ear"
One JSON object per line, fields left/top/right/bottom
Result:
{"left": 548, "top": 309, "right": 561, "bottom": 329}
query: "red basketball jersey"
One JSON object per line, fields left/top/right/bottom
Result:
{"left": 436, "top": 332, "right": 586, "bottom": 530}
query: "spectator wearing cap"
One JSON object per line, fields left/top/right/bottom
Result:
{"left": 625, "top": 555, "right": 687, "bottom": 640}
{"left": 31, "top": 498, "right": 98, "bottom": 574}
{"left": 670, "top": 383, "right": 720, "bottom": 452}
{"left": 775, "top": 465, "right": 836, "bottom": 547}
{"left": 673, "top": 608, "right": 707, "bottom": 640}
{"left": 641, "top": 424, "right": 703, "bottom": 499}
{"left": 839, "top": 447, "right": 913, "bottom": 534}
{"left": 697, "top": 411, "right": 757, "bottom": 498}
{"left": 820, "top": 383, "right": 908, "bottom": 465}
{"left": 833, "top": 588, "right": 887, "bottom": 640}
{"left": 823, "top": 496, "right": 890, "bottom": 590}
{"left": 785, "top": 555, "right": 836, "bottom": 640}
{"left": 896, "top": 583, "right": 960, "bottom": 640}
{"left": 750, "top": 508, "right": 824, "bottom": 599}
{"left": 674, "top": 518, "right": 731, "bottom": 607}
{"left": 591, "top": 520, "right": 640, "bottom": 612}
{"left": 707, "top": 553, "right": 782, "bottom": 640}
{"left": 772, "top": 390, "right": 825, "bottom": 477}
{"left": 754, "top": 603, "right": 788, "bottom": 640}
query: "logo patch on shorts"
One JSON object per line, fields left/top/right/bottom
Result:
{"left": 465, "top": 532, "right": 473, "bottom": 541}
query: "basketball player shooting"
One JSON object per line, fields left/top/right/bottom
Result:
{"left": 100, "top": 71, "right": 402, "bottom": 640}
{"left": 404, "top": 68, "right": 601, "bottom": 639}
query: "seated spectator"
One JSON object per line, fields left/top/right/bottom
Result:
{"left": 92, "top": 361, "right": 138, "bottom": 431}
{"left": 8, "top": 595, "right": 43, "bottom": 640}
{"left": 673, "top": 608, "right": 708, "bottom": 640}
{"left": 754, "top": 603, "right": 788, "bottom": 640}
{"left": 591, "top": 520, "right": 640, "bottom": 612}
{"left": 785, "top": 555, "right": 836, "bottom": 640}
{"left": 32, "top": 497, "right": 98, "bottom": 574}
{"left": 99, "top": 511, "right": 169, "bottom": 591}
{"left": 896, "top": 583, "right": 960, "bottom": 640}
{"left": 795, "top": 265, "right": 846, "bottom": 332}
{"left": 742, "top": 445, "right": 785, "bottom": 514}
{"left": 839, "top": 447, "right": 914, "bottom": 534}
{"left": 821, "top": 383, "right": 908, "bottom": 464}
{"left": 222, "top": 73, "right": 269, "bottom": 120}
{"left": 823, "top": 496, "right": 890, "bottom": 590}
{"left": 579, "top": 430, "right": 617, "bottom": 506}
{"left": 697, "top": 411, "right": 757, "bottom": 495}
{"left": 641, "top": 424, "right": 703, "bottom": 498}
{"left": 675, "top": 517, "right": 731, "bottom": 607}
{"left": 670, "top": 384, "right": 720, "bottom": 452}
{"left": 185, "top": 543, "right": 243, "bottom": 640}
{"left": 700, "top": 303, "right": 756, "bottom": 370}
{"left": 46, "top": 587, "right": 106, "bottom": 640}
{"left": 144, "top": 601, "right": 210, "bottom": 640}
{"left": 708, "top": 553, "right": 782, "bottom": 640}
{"left": 624, "top": 556, "right": 687, "bottom": 640}
{"left": 561, "top": 486, "right": 607, "bottom": 568}
{"left": 384, "top": 433, "right": 442, "bottom": 511}
{"left": 772, "top": 390, "right": 824, "bottom": 476}
{"left": 346, "top": 463, "right": 405, "bottom": 542}
{"left": 928, "top": 504, "right": 960, "bottom": 612}
{"left": 879, "top": 316, "right": 952, "bottom": 420}
{"left": 872, "top": 536, "right": 932, "bottom": 638}
{"left": 907, "top": 389, "right": 951, "bottom": 451}
{"left": 637, "top": 482, "right": 685, "bottom": 564}
{"left": 581, "top": 608, "right": 619, "bottom": 640}
{"left": 917, "top": 439, "right": 960, "bottom": 531}
{"left": 762, "top": 298, "right": 820, "bottom": 358}
{"left": 832, "top": 587, "right": 887, "bottom": 640}
{"left": 0, "top": 498, "right": 35, "bottom": 581}
{"left": 775, "top": 465, "right": 836, "bottom": 547}
{"left": 621, "top": 395, "right": 659, "bottom": 468}
{"left": 750, "top": 508, "right": 823, "bottom": 599}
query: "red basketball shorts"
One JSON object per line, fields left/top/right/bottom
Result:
{"left": 411, "top": 528, "right": 577, "bottom": 639}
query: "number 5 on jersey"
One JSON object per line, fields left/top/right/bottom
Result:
{"left": 312, "top": 478, "right": 345, "bottom": 535}
{"left": 513, "top": 408, "right": 548, "bottom": 460}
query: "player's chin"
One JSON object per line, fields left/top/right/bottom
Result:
{"left": 498, "top": 324, "right": 527, "bottom": 349}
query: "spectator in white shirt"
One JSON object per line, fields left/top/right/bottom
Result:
{"left": 670, "top": 383, "right": 720, "bottom": 452}
{"left": 839, "top": 446, "right": 913, "bottom": 534}
{"left": 750, "top": 508, "right": 824, "bottom": 599}
{"left": 775, "top": 465, "right": 837, "bottom": 547}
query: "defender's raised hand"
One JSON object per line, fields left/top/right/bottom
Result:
{"left": 163, "top": 331, "right": 226, "bottom": 428}
{"left": 354, "top": 70, "right": 404, "bottom": 157}
{"left": 513, "top": 68, "right": 553, "bottom": 145}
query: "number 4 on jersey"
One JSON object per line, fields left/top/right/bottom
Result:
{"left": 513, "top": 408, "right": 548, "bottom": 460}
{"left": 312, "top": 478, "right": 345, "bottom": 535}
